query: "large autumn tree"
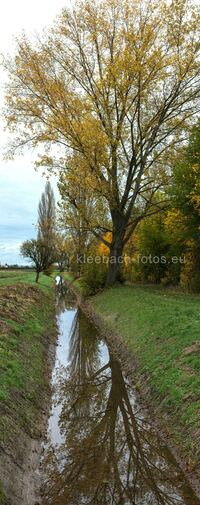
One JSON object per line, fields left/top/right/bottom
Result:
{"left": 3, "top": 0, "right": 200, "bottom": 284}
{"left": 58, "top": 153, "right": 110, "bottom": 265}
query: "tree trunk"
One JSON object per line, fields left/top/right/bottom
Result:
{"left": 35, "top": 271, "right": 40, "bottom": 282}
{"left": 106, "top": 241, "right": 124, "bottom": 286}
{"left": 106, "top": 209, "right": 126, "bottom": 286}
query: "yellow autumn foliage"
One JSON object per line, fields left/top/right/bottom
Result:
{"left": 98, "top": 233, "right": 112, "bottom": 255}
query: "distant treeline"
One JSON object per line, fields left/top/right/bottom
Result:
{"left": 0, "top": 265, "right": 35, "bottom": 270}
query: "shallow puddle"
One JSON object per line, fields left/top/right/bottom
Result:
{"left": 40, "top": 279, "right": 200, "bottom": 505}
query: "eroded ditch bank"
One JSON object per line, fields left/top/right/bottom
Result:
{"left": 0, "top": 277, "right": 56, "bottom": 505}
{"left": 40, "top": 278, "right": 200, "bottom": 504}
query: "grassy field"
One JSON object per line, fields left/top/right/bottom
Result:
{"left": 91, "top": 284, "right": 200, "bottom": 470}
{"left": 0, "top": 270, "right": 56, "bottom": 502}
{"left": 0, "top": 269, "right": 52, "bottom": 290}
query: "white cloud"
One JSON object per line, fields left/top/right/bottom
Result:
{"left": 0, "top": 239, "right": 24, "bottom": 265}
{"left": 0, "top": 241, "right": 21, "bottom": 252}
{"left": 0, "top": 0, "right": 70, "bottom": 53}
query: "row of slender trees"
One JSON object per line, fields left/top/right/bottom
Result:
{"left": 20, "top": 182, "right": 69, "bottom": 281}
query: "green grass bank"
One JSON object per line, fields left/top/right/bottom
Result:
{"left": 0, "top": 270, "right": 56, "bottom": 503}
{"left": 91, "top": 284, "right": 200, "bottom": 471}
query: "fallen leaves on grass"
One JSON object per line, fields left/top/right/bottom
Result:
{"left": 0, "top": 285, "right": 41, "bottom": 324}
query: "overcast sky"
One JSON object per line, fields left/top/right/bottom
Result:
{"left": 0, "top": 0, "right": 70, "bottom": 265}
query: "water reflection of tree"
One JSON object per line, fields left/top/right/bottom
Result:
{"left": 41, "top": 313, "right": 198, "bottom": 505}
{"left": 55, "top": 277, "right": 76, "bottom": 314}
{"left": 56, "top": 276, "right": 68, "bottom": 295}
{"left": 69, "top": 311, "right": 101, "bottom": 381}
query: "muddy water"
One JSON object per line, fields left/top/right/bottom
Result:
{"left": 40, "top": 280, "right": 200, "bottom": 505}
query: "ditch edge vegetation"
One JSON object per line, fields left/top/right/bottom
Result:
{"left": 68, "top": 280, "right": 200, "bottom": 501}
{"left": 0, "top": 273, "right": 57, "bottom": 505}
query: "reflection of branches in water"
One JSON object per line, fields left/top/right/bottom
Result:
{"left": 41, "top": 316, "right": 197, "bottom": 505}
{"left": 56, "top": 276, "right": 68, "bottom": 296}
{"left": 56, "top": 277, "right": 77, "bottom": 312}
{"left": 64, "top": 311, "right": 106, "bottom": 421}
{"left": 68, "top": 311, "right": 101, "bottom": 381}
